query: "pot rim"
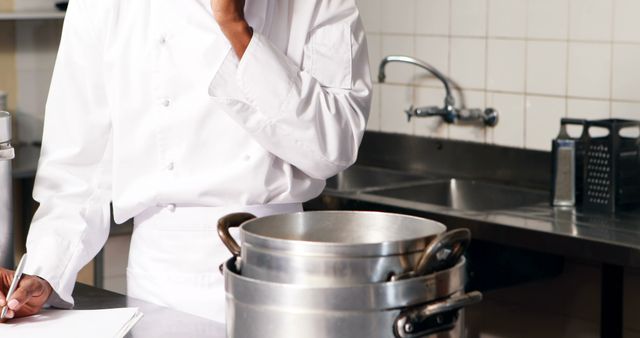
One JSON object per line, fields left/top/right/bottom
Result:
{"left": 239, "top": 211, "right": 447, "bottom": 256}
{"left": 225, "top": 257, "right": 467, "bottom": 311}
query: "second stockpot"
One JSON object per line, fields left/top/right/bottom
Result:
{"left": 217, "top": 211, "right": 469, "bottom": 285}
{"left": 224, "top": 257, "right": 482, "bottom": 338}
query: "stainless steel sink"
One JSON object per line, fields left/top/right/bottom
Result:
{"left": 325, "top": 165, "right": 433, "bottom": 192}
{"left": 369, "top": 179, "right": 548, "bottom": 211}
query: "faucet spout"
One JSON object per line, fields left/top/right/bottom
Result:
{"left": 378, "top": 55, "right": 454, "bottom": 105}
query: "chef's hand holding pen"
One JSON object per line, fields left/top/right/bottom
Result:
{"left": 210, "top": 0, "right": 253, "bottom": 58}
{"left": 0, "top": 268, "right": 52, "bottom": 322}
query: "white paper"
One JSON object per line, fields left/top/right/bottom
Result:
{"left": 0, "top": 308, "right": 143, "bottom": 338}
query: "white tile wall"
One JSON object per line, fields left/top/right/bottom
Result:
{"left": 613, "top": 0, "right": 640, "bottom": 43}
{"left": 13, "top": 0, "right": 640, "bottom": 149}
{"left": 488, "top": 0, "right": 527, "bottom": 39}
{"left": 568, "top": 0, "right": 613, "bottom": 42}
{"left": 526, "top": 41, "right": 567, "bottom": 96}
{"left": 525, "top": 96, "right": 566, "bottom": 150}
{"left": 415, "top": 0, "right": 450, "bottom": 36}
{"left": 527, "top": 0, "right": 569, "bottom": 40}
{"left": 451, "top": 0, "right": 487, "bottom": 37}
{"left": 450, "top": 38, "right": 486, "bottom": 90}
{"left": 487, "top": 93, "right": 525, "bottom": 148}
{"left": 567, "top": 42, "right": 611, "bottom": 99}
{"left": 358, "top": 0, "right": 640, "bottom": 151}
{"left": 381, "top": 0, "right": 415, "bottom": 34}
{"left": 486, "top": 39, "right": 526, "bottom": 92}
{"left": 380, "top": 84, "right": 414, "bottom": 134}
{"left": 611, "top": 44, "right": 640, "bottom": 101}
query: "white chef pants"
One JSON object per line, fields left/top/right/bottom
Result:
{"left": 126, "top": 203, "right": 302, "bottom": 323}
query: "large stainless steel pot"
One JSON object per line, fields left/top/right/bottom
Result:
{"left": 217, "top": 211, "right": 469, "bottom": 285}
{"left": 224, "top": 257, "right": 481, "bottom": 338}
{"left": 0, "top": 112, "right": 15, "bottom": 268}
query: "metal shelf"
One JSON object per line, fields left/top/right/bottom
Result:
{"left": 0, "top": 10, "right": 65, "bottom": 21}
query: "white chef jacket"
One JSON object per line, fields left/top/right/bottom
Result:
{"left": 23, "top": 0, "right": 371, "bottom": 308}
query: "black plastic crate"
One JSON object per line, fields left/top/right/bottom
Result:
{"left": 582, "top": 119, "right": 640, "bottom": 213}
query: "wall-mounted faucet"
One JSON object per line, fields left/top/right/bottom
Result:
{"left": 378, "top": 55, "right": 499, "bottom": 127}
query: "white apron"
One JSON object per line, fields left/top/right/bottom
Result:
{"left": 126, "top": 203, "right": 302, "bottom": 323}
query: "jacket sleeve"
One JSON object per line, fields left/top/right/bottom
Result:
{"left": 23, "top": 0, "right": 112, "bottom": 308}
{"left": 208, "top": 3, "right": 372, "bottom": 180}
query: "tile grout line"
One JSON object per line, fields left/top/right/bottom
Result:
{"left": 564, "top": 0, "right": 571, "bottom": 119}
{"left": 483, "top": 0, "right": 490, "bottom": 144}
{"left": 609, "top": 0, "right": 616, "bottom": 118}
{"left": 523, "top": 0, "right": 530, "bottom": 149}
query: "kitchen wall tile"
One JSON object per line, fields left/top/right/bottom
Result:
{"left": 611, "top": 101, "right": 640, "bottom": 120}
{"left": 380, "top": 84, "right": 415, "bottom": 134}
{"left": 612, "top": 44, "right": 640, "bottom": 101}
{"left": 487, "top": 93, "right": 525, "bottom": 148}
{"left": 381, "top": 0, "right": 415, "bottom": 35}
{"left": 367, "top": 84, "right": 381, "bottom": 131}
{"left": 488, "top": 0, "right": 526, "bottom": 39}
{"left": 414, "top": 36, "right": 449, "bottom": 88}
{"left": 413, "top": 87, "right": 449, "bottom": 138}
{"left": 367, "top": 34, "right": 382, "bottom": 82}
{"left": 527, "top": 0, "right": 569, "bottom": 40}
{"left": 451, "top": 0, "right": 487, "bottom": 37}
{"left": 356, "top": 0, "right": 381, "bottom": 34}
{"left": 613, "top": 0, "right": 640, "bottom": 43}
{"left": 450, "top": 38, "right": 486, "bottom": 90}
{"left": 525, "top": 95, "right": 567, "bottom": 151}
{"left": 526, "top": 41, "right": 568, "bottom": 96}
{"left": 415, "top": 0, "right": 450, "bottom": 36}
{"left": 487, "top": 39, "right": 526, "bottom": 92}
{"left": 449, "top": 90, "right": 487, "bottom": 143}
{"left": 569, "top": 0, "right": 613, "bottom": 41}
{"left": 567, "top": 42, "right": 611, "bottom": 99}
{"left": 567, "top": 98, "right": 610, "bottom": 120}
{"left": 381, "top": 35, "right": 415, "bottom": 84}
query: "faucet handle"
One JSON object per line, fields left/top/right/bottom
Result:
{"left": 405, "top": 106, "right": 444, "bottom": 122}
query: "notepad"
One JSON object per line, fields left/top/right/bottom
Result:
{"left": 0, "top": 307, "right": 143, "bottom": 338}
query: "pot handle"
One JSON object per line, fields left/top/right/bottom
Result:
{"left": 413, "top": 228, "right": 471, "bottom": 277}
{"left": 217, "top": 213, "right": 257, "bottom": 257}
{"left": 394, "top": 291, "right": 483, "bottom": 338}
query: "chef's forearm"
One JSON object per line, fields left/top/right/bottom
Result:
{"left": 219, "top": 20, "right": 253, "bottom": 59}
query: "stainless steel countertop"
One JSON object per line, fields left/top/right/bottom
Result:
{"left": 319, "top": 186, "right": 640, "bottom": 268}
{"left": 313, "top": 132, "right": 640, "bottom": 269}
{"left": 73, "top": 283, "right": 225, "bottom": 338}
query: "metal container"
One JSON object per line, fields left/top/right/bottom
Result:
{"left": 224, "top": 258, "right": 481, "bottom": 338}
{"left": 0, "top": 111, "right": 15, "bottom": 268}
{"left": 217, "top": 211, "right": 454, "bottom": 285}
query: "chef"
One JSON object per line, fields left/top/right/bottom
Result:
{"left": 0, "top": 0, "right": 371, "bottom": 323}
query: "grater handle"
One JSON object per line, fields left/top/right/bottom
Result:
{"left": 561, "top": 118, "right": 588, "bottom": 126}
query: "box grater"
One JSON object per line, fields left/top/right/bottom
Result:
{"left": 583, "top": 119, "right": 640, "bottom": 213}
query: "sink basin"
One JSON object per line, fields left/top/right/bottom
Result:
{"left": 369, "top": 179, "right": 548, "bottom": 211}
{"left": 325, "top": 166, "right": 432, "bottom": 192}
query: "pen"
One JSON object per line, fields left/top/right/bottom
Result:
{"left": 1, "top": 253, "right": 28, "bottom": 320}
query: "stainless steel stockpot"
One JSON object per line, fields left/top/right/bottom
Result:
{"left": 0, "top": 112, "right": 14, "bottom": 268}
{"left": 217, "top": 211, "right": 450, "bottom": 285}
{"left": 224, "top": 258, "right": 482, "bottom": 338}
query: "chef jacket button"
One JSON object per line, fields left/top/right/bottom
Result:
{"left": 167, "top": 162, "right": 175, "bottom": 171}
{"left": 166, "top": 204, "right": 176, "bottom": 212}
{"left": 160, "top": 36, "right": 167, "bottom": 45}
{"left": 161, "top": 99, "right": 171, "bottom": 107}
